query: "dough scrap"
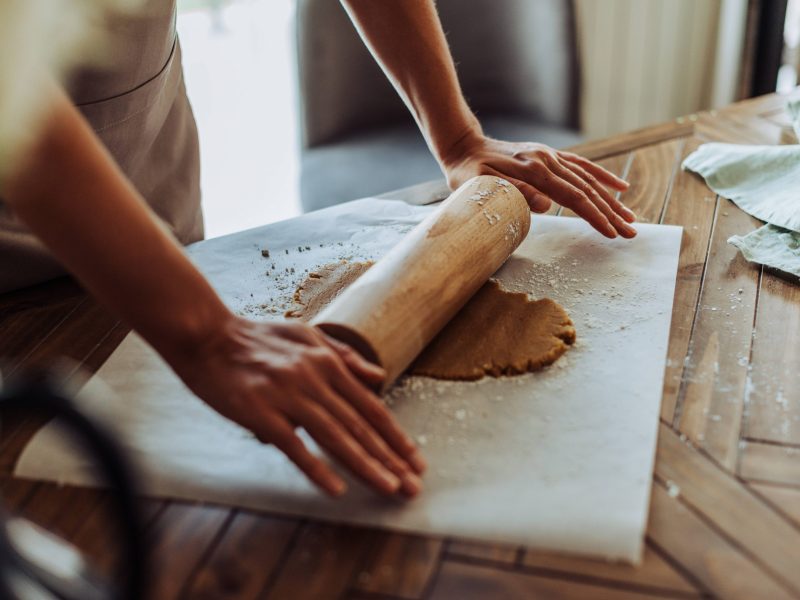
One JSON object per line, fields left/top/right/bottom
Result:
{"left": 286, "top": 261, "right": 576, "bottom": 380}
{"left": 284, "top": 260, "right": 374, "bottom": 320}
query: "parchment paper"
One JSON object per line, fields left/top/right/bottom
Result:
{"left": 15, "top": 199, "right": 682, "bottom": 563}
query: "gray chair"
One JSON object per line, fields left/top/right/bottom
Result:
{"left": 295, "top": 0, "right": 582, "bottom": 212}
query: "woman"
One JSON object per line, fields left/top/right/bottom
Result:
{"left": 0, "top": 0, "right": 635, "bottom": 498}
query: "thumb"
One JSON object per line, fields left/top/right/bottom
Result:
{"left": 506, "top": 177, "right": 552, "bottom": 213}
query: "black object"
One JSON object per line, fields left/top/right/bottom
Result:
{"left": 748, "top": 0, "right": 789, "bottom": 97}
{"left": 0, "top": 371, "right": 147, "bottom": 600}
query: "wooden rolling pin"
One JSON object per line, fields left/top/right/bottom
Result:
{"left": 312, "top": 175, "right": 531, "bottom": 389}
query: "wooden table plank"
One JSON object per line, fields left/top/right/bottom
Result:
{"left": 445, "top": 539, "right": 518, "bottom": 565}
{"left": 0, "top": 297, "right": 120, "bottom": 466}
{"left": 739, "top": 441, "right": 800, "bottom": 486}
{"left": 262, "top": 523, "right": 378, "bottom": 600}
{"left": 617, "top": 138, "right": 683, "bottom": 223}
{"left": 673, "top": 199, "right": 762, "bottom": 469}
{"left": 655, "top": 423, "right": 800, "bottom": 595}
{"left": 568, "top": 119, "right": 694, "bottom": 162}
{"left": 0, "top": 297, "right": 86, "bottom": 375}
{"left": 659, "top": 137, "right": 718, "bottom": 422}
{"left": 647, "top": 482, "right": 794, "bottom": 600}
{"left": 147, "top": 503, "right": 231, "bottom": 600}
{"left": 183, "top": 511, "right": 300, "bottom": 600}
{"left": 0, "top": 316, "right": 126, "bottom": 475}
{"left": 426, "top": 560, "right": 694, "bottom": 600}
{"left": 750, "top": 483, "right": 800, "bottom": 527}
{"left": 0, "top": 476, "right": 38, "bottom": 511}
{"left": 742, "top": 271, "right": 800, "bottom": 446}
{"left": 352, "top": 532, "right": 443, "bottom": 599}
{"left": 20, "top": 298, "right": 119, "bottom": 373}
{"left": 713, "top": 112, "right": 787, "bottom": 146}
{"left": 520, "top": 545, "right": 696, "bottom": 596}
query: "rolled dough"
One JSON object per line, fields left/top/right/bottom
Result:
{"left": 286, "top": 261, "right": 576, "bottom": 380}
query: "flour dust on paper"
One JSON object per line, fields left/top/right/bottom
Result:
{"left": 285, "top": 261, "right": 576, "bottom": 381}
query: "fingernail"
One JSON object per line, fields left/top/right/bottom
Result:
{"left": 408, "top": 450, "right": 427, "bottom": 474}
{"left": 379, "top": 470, "right": 402, "bottom": 492}
{"left": 330, "top": 478, "right": 348, "bottom": 497}
{"left": 367, "top": 361, "right": 384, "bottom": 374}
{"left": 400, "top": 472, "right": 423, "bottom": 496}
{"left": 606, "top": 225, "right": 618, "bottom": 238}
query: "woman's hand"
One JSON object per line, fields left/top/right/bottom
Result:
{"left": 169, "top": 316, "right": 425, "bottom": 498}
{"left": 442, "top": 133, "right": 637, "bottom": 239}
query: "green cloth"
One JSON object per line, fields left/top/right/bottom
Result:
{"left": 729, "top": 225, "right": 800, "bottom": 278}
{"left": 682, "top": 143, "right": 800, "bottom": 232}
{"left": 682, "top": 99, "right": 800, "bottom": 278}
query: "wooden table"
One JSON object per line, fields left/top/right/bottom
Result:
{"left": 2, "top": 92, "right": 800, "bottom": 599}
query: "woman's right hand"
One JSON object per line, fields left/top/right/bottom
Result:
{"left": 167, "top": 315, "right": 426, "bottom": 498}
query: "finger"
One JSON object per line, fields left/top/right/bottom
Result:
{"left": 296, "top": 401, "right": 405, "bottom": 496}
{"left": 330, "top": 364, "right": 427, "bottom": 475}
{"left": 260, "top": 415, "right": 347, "bottom": 497}
{"left": 559, "top": 159, "right": 637, "bottom": 224}
{"left": 312, "top": 385, "right": 423, "bottom": 497}
{"left": 559, "top": 151, "right": 630, "bottom": 191}
{"left": 311, "top": 342, "right": 426, "bottom": 475}
{"left": 503, "top": 175, "right": 552, "bottom": 213}
{"left": 318, "top": 332, "right": 386, "bottom": 387}
{"left": 528, "top": 163, "right": 618, "bottom": 238}
{"left": 300, "top": 333, "right": 425, "bottom": 476}
{"left": 554, "top": 162, "right": 637, "bottom": 238}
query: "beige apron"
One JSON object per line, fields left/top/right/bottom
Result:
{"left": 0, "top": 0, "right": 203, "bottom": 293}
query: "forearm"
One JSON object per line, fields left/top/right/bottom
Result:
{"left": 3, "top": 87, "right": 231, "bottom": 361}
{"left": 341, "top": 0, "right": 481, "bottom": 166}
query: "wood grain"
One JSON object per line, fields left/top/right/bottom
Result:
{"left": 427, "top": 560, "right": 688, "bottom": 600}
{"left": 655, "top": 423, "right": 800, "bottom": 595}
{"left": 659, "top": 137, "right": 718, "bottom": 422}
{"left": 520, "top": 545, "right": 696, "bottom": 595}
{"left": 148, "top": 503, "right": 231, "bottom": 600}
{"left": 569, "top": 119, "right": 694, "bottom": 161}
{"left": 742, "top": 271, "right": 800, "bottom": 445}
{"left": 647, "top": 482, "right": 795, "bottom": 599}
{"left": 750, "top": 483, "right": 800, "bottom": 527}
{"left": 445, "top": 539, "right": 518, "bottom": 565}
{"left": 353, "top": 532, "right": 443, "bottom": 598}
{"left": 739, "top": 441, "right": 800, "bottom": 486}
{"left": 183, "top": 511, "right": 299, "bottom": 600}
{"left": 262, "top": 523, "right": 378, "bottom": 600}
{"left": 674, "top": 199, "right": 762, "bottom": 469}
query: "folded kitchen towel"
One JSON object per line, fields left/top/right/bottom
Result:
{"left": 682, "top": 99, "right": 800, "bottom": 277}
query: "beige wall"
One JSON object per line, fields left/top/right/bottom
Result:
{"left": 576, "top": 0, "right": 723, "bottom": 139}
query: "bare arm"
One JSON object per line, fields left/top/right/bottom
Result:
{"left": 3, "top": 86, "right": 424, "bottom": 497}
{"left": 342, "top": 0, "right": 637, "bottom": 238}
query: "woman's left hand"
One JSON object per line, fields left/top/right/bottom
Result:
{"left": 441, "top": 133, "right": 637, "bottom": 239}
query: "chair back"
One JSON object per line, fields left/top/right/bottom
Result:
{"left": 295, "top": 0, "right": 580, "bottom": 148}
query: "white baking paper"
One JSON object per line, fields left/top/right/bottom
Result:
{"left": 15, "top": 199, "right": 682, "bottom": 563}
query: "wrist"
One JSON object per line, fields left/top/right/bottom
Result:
{"left": 143, "top": 292, "right": 239, "bottom": 368}
{"left": 435, "top": 119, "right": 485, "bottom": 173}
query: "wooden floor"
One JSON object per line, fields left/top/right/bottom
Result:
{"left": 2, "top": 92, "right": 800, "bottom": 599}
